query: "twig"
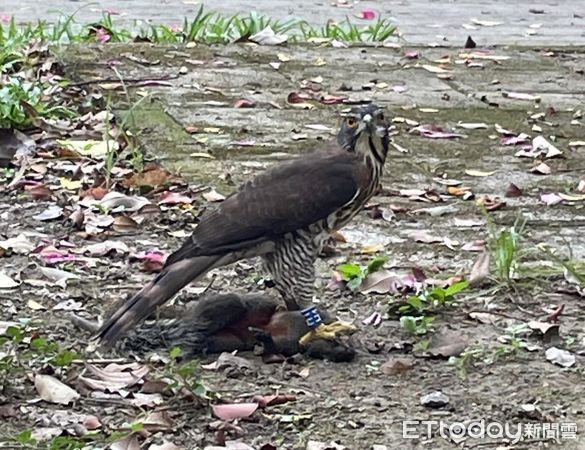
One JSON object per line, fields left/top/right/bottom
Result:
{"left": 545, "top": 304, "right": 564, "bottom": 323}
{"left": 71, "top": 358, "right": 132, "bottom": 364}
{"left": 466, "top": 309, "right": 525, "bottom": 322}
{"left": 68, "top": 74, "right": 179, "bottom": 87}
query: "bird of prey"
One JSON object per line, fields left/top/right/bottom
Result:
{"left": 97, "top": 103, "right": 389, "bottom": 347}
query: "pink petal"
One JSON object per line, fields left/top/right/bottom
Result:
{"left": 404, "top": 51, "right": 420, "bottom": 59}
{"left": 132, "top": 250, "right": 167, "bottom": 264}
{"left": 0, "top": 14, "right": 11, "bottom": 22}
{"left": 540, "top": 193, "right": 563, "bottom": 206}
{"left": 158, "top": 192, "right": 193, "bottom": 205}
{"left": 360, "top": 9, "right": 377, "bottom": 20}
{"left": 212, "top": 403, "right": 258, "bottom": 421}
{"left": 414, "top": 125, "right": 464, "bottom": 139}
{"left": 501, "top": 133, "right": 530, "bottom": 146}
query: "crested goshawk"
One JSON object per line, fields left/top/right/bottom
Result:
{"left": 98, "top": 104, "right": 390, "bottom": 346}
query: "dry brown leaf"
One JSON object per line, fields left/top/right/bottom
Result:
{"left": 113, "top": 216, "right": 139, "bottom": 233}
{"left": 469, "top": 251, "right": 490, "bottom": 287}
{"left": 427, "top": 331, "right": 469, "bottom": 358}
{"left": 380, "top": 358, "right": 415, "bottom": 375}
{"left": 144, "top": 411, "right": 174, "bottom": 431}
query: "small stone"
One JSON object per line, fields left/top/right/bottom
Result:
{"left": 420, "top": 391, "right": 449, "bottom": 408}
{"left": 179, "top": 66, "right": 189, "bottom": 74}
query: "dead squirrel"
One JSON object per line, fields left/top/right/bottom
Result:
{"left": 73, "top": 293, "right": 355, "bottom": 362}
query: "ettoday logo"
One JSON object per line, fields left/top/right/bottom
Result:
{"left": 402, "top": 420, "right": 577, "bottom": 443}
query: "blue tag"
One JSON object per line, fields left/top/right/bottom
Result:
{"left": 301, "top": 306, "right": 323, "bottom": 328}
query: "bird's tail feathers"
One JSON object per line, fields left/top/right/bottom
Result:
{"left": 97, "top": 255, "right": 222, "bottom": 347}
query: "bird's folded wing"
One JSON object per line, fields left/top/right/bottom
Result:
{"left": 182, "top": 151, "right": 362, "bottom": 257}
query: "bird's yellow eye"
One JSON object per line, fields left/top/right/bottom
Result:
{"left": 346, "top": 117, "right": 358, "bottom": 128}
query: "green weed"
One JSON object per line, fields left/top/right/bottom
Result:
{"left": 337, "top": 255, "right": 389, "bottom": 291}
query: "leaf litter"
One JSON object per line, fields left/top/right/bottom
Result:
{"left": 2, "top": 25, "right": 585, "bottom": 450}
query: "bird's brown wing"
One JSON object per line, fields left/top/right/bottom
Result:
{"left": 165, "top": 151, "right": 361, "bottom": 265}
{"left": 97, "top": 150, "right": 362, "bottom": 346}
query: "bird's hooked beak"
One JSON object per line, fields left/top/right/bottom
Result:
{"left": 357, "top": 113, "right": 387, "bottom": 138}
{"left": 356, "top": 113, "right": 373, "bottom": 135}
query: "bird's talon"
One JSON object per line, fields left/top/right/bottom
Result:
{"left": 299, "top": 321, "right": 357, "bottom": 347}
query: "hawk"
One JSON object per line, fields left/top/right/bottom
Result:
{"left": 98, "top": 104, "right": 389, "bottom": 346}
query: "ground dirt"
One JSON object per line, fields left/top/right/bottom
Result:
{"left": 1, "top": 41, "right": 585, "bottom": 450}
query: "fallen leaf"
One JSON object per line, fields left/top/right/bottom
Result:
{"left": 212, "top": 403, "right": 258, "bottom": 421}
{"left": 505, "top": 183, "right": 523, "bottom": 198}
{"left": 149, "top": 442, "right": 184, "bottom": 450}
{"left": 111, "top": 436, "right": 140, "bottom": 450}
{"left": 306, "top": 441, "right": 345, "bottom": 450}
{"left": 457, "top": 122, "right": 488, "bottom": 129}
{"left": 143, "top": 411, "right": 173, "bottom": 431}
{"left": 404, "top": 50, "right": 420, "bottom": 59}
{"left": 0, "top": 272, "right": 20, "bottom": 289}
{"left": 80, "top": 362, "right": 149, "bottom": 392}
{"left": 540, "top": 193, "right": 563, "bottom": 206}
{"left": 427, "top": 331, "right": 468, "bottom": 358}
{"left": 130, "top": 393, "right": 165, "bottom": 408}
{"left": 25, "top": 184, "right": 52, "bottom": 200}
{"left": 476, "top": 196, "right": 506, "bottom": 212}
{"left": 358, "top": 9, "right": 376, "bottom": 20}
{"left": 406, "top": 230, "right": 444, "bottom": 244}
{"left": 158, "top": 192, "right": 194, "bottom": 205}
{"left": 249, "top": 26, "right": 288, "bottom": 45}
{"left": 57, "top": 139, "right": 118, "bottom": 159}
{"left": 528, "top": 321, "right": 560, "bottom": 344}
{"left": 60, "top": 178, "right": 83, "bottom": 190}
{"left": 253, "top": 394, "right": 296, "bottom": 408}
{"left": 502, "top": 91, "right": 541, "bottom": 101}
{"left": 413, "top": 125, "right": 464, "bottom": 139}
{"left": 360, "top": 270, "right": 418, "bottom": 294}
{"left": 27, "top": 299, "right": 46, "bottom": 310}
{"left": 530, "top": 162, "right": 551, "bottom": 175}
{"left": 470, "top": 18, "right": 502, "bottom": 27}
{"left": 113, "top": 216, "right": 139, "bottom": 233}
{"left": 558, "top": 193, "right": 585, "bottom": 202}
{"left": 33, "top": 206, "right": 63, "bottom": 221}
{"left": 127, "top": 167, "right": 172, "bottom": 188}
{"left": 531, "top": 136, "right": 563, "bottom": 158}
{"left": 545, "top": 347, "right": 575, "bottom": 368}
{"left": 203, "top": 189, "right": 226, "bottom": 202}
{"left": 465, "top": 169, "right": 495, "bottom": 177}
{"left": 502, "top": 133, "right": 531, "bottom": 146}
{"left": 468, "top": 252, "right": 490, "bottom": 287}
{"left": 35, "top": 374, "right": 80, "bottom": 405}
{"left": 380, "top": 358, "right": 415, "bottom": 375}
{"left": 0, "top": 404, "right": 19, "bottom": 418}
{"left": 39, "top": 267, "right": 79, "bottom": 288}
{"left": 0, "top": 234, "right": 35, "bottom": 254}
{"left": 420, "top": 64, "right": 453, "bottom": 74}
{"left": 99, "top": 192, "right": 151, "bottom": 212}
{"left": 233, "top": 98, "right": 256, "bottom": 108}
{"left": 82, "top": 240, "right": 129, "bottom": 256}
{"left": 80, "top": 186, "right": 109, "bottom": 200}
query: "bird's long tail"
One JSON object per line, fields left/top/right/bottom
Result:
{"left": 96, "top": 255, "right": 222, "bottom": 347}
